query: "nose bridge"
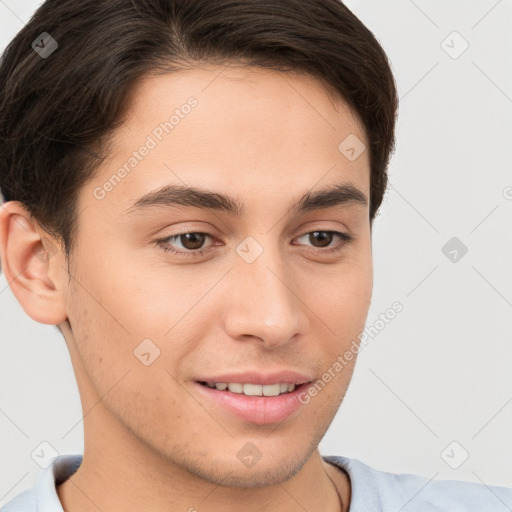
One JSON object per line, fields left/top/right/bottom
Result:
{"left": 223, "top": 235, "right": 305, "bottom": 345}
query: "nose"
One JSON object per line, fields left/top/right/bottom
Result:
{"left": 222, "top": 243, "right": 308, "bottom": 348}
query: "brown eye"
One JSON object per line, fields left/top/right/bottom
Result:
{"left": 295, "top": 230, "right": 352, "bottom": 254}
{"left": 156, "top": 232, "right": 215, "bottom": 256}
{"left": 176, "top": 233, "right": 207, "bottom": 250}
{"left": 308, "top": 231, "right": 334, "bottom": 248}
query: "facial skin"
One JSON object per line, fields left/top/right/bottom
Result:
{"left": 0, "top": 63, "right": 372, "bottom": 512}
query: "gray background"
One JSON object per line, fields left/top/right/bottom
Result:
{"left": 1, "top": 0, "right": 511, "bottom": 505}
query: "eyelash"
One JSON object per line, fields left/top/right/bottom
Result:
{"left": 155, "top": 230, "right": 353, "bottom": 258}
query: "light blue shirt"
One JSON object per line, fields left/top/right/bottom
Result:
{"left": 2, "top": 453, "right": 511, "bottom": 511}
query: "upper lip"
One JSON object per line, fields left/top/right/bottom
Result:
{"left": 196, "top": 370, "right": 313, "bottom": 386}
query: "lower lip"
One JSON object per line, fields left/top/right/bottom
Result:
{"left": 195, "top": 382, "right": 310, "bottom": 425}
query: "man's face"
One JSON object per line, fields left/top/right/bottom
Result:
{"left": 62, "top": 64, "right": 372, "bottom": 486}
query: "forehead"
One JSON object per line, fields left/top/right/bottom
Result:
{"left": 124, "top": 64, "right": 366, "bottom": 143}
{"left": 80, "top": 64, "right": 370, "bottom": 220}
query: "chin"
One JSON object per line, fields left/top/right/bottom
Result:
{"left": 195, "top": 456, "right": 305, "bottom": 488}
{"left": 176, "top": 439, "right": 316, "bottom": 488}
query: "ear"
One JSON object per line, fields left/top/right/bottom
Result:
{"left": 0, "top": 201, "right": 69, "bottom": 325}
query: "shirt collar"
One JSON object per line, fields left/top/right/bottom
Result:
{"left": 35, "top": 453, "right": 82, "bottom": 512}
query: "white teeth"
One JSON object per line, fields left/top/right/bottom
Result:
{"left": 262, "top": 383, "right": 281, "bottom": 397}
{"left": 227, "top": 383, "right": 243, "bottom": 393}
{"left": 204, "top": 382, "right": 297, "bottom": 396}
{"left": 243, "top": 383, "right": 263, "bottom": 396}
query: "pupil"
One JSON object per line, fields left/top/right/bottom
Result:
{"left": 182, "top": 233, "right": 205, "bottom": 250}
{"left": 312, "top": 231, "right": 331, "bottom": 247}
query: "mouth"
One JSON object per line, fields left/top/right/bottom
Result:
{"left": 197, "top": 380, "right": 304, "bottom": 396}
{"left": 194, "top": 380, "right": 313, "bottom": 424}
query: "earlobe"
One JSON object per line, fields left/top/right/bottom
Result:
{"left": 0, "top": 201, "right": 69, "bottom": 325}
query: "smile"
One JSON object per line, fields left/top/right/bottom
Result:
{"left": 195, "top": 381, "right": 311, "bottom": 424}
{"left": 199, "top": 381, "right": 296, "bottom": 396}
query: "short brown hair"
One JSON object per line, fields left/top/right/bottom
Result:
{"left": 0, "top": 0, "right": 398, "bottom": 267}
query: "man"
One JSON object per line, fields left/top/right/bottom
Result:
{"left": 0, "top": 1, "right": 510, "bottom": 511}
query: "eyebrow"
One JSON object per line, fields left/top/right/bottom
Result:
{"left": 124, "top": 182, "right": 368, "bottom": 217}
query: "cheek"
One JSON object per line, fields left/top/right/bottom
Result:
{"left": 67, "top": 263, "right": 214, "bottom": 399}
{"left": 89, "top": 241, "right": 219, "bottom": 334}
{"left": 310, "top": 256, "right": 372, "bottom": 332}
{"left": 67, "top": 282, "right": 197, "bottom": 423}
